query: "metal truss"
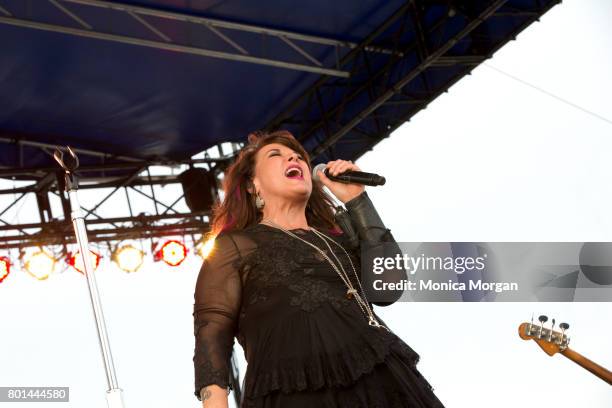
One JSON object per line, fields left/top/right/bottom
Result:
{"left": 264, "top": 0, "right": 561, "bottom": 162}
{"left": 0, "top": 140, "right": 244, "bottom": 251}
{"left": 0, "top": 0, "right": 403, "bottom": 78}
{"left": 0, "top": 0, "right": 561, "bottom": 251}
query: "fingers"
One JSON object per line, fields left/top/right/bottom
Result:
{"left": 325, "top": 159, "right": 359, "bottom": 176}
{"left": 316, "top": 159, "right": 359, "bottom": 188}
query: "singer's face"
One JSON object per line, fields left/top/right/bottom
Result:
{"left": 252, "top": 143, "right": 312, "bottom": 204}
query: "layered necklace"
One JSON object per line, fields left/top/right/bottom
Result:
{"left": 259, "top": 218, "right": 388, "bottom": 331}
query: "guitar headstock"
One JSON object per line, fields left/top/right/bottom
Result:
{"left": 518, "top": 315, "right": 571, "bottom": 356}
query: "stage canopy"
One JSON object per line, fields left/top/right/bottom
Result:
{"left": 0, "top": 0, "right": 560, "bottom": 247}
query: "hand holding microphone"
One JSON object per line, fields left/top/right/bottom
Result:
{"left": 312, "top": 160, "right": 385, "bottom": 204}
{"left": 312, "top": 162, "right": 386, "bottom": 186}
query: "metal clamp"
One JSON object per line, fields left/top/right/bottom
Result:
{"left": 53, "top": 145, "right": 80, "bottom": 191}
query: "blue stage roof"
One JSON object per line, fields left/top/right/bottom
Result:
{"left": 0, "top": 0, "right": 560, "bottom": 176}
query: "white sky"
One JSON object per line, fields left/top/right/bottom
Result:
{"left": 1, "top": 1, "right": 611, "bottom": 407}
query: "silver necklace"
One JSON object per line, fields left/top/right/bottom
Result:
{"left": 259, "top": 219, "right": 388, "bottom": 331}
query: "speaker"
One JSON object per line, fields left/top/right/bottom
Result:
{"left": 178, "top": 168, "right": 217, "bottom": 212}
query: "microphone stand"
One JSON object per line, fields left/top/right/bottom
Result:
{"left": 53, "top": 146, "right": 126, "bottom": 408}
{"left": 229, "top": 352, "right": 242, "bottom": 407}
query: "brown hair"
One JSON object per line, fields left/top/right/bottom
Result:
{"left": 206, "top": 130, "right": 343, "bottom": 239}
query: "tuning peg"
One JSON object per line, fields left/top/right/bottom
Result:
{"left": 526, "top": 313, "right": 536, "bottom": 335}
{"left": 536, "top": 315, "right": 548, "bottom": 338}
{"left": 548, "top": 318, "right": 556, "bottom": 341}
{"left": 559, "top": 322, "right": 569, "bottom": 338}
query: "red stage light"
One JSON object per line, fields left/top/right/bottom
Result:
{"left": 155, "top": 240, "right": 188, "bottom": 267}
{"left": 0, "top": 256, "right": 10, "bottom": 283}
{"left": 67, "top": 250, "right": 101, "bottom": 273}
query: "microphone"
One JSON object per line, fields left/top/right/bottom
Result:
{"left": 312, "top": 163, "right": 386, "bottom": 186}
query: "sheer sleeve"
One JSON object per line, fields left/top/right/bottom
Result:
{"left": 193, "top": 232, "right": 242, "bottom": 401}
{"left": 344, "top": 190, "right": 408, "bottom": 306}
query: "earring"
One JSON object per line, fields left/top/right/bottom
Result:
{"left": 255, "top": 191, "right": 265, "bottom": 210}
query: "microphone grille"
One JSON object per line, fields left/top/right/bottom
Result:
{"left": 312, "top": 163, "right": 327, "bottom": 182}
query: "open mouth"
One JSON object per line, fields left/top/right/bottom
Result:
{"left": 284, "top": 166, "right": 304, "bottom": 180}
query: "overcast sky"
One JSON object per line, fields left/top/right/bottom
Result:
{"left": 1, "top": 1, "right": 611, "bottom": 407}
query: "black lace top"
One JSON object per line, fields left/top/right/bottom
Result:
{"left": 193, "top": 191, "right": 415, "bottom": 401}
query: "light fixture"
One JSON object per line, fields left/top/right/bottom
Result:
{"left": 24, "top": 249, "right": 57, "bottom": 280}
{"left": 154, "top": 239, "right": 188, "bottom": 267}
{"left": 67, "top": 249, "right": 101, "bottom": 274}
{"left": 196, "top": 237, "right": 216, "bottom": 260}
{"left": 0, "top": 256, "right": 10, "bottom": 283}
{"left": 113, "top": 245, "right": 144, "bottom": 273}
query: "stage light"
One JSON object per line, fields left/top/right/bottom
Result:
{"left": 113, "top": 245, "right": 144, "bottom": 272}
{"left": 196, "top": 237, "right": 216, "bottom": 260}
{"left": 155, "top": 239, "right": 188, "bottom": 267}
{"left": 0, "top": 256, "right": 10, "bottom": 283}
{"left": 24, "top": 249, "right": 57, "bottom": 280}
{"left": 67, "top": 250, "right": 101, "bottom": 274}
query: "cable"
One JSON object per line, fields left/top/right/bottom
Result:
{"left": 483, "top": 63, "right": 612, "bottom": 127}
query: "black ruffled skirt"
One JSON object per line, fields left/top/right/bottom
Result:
{"left": 240, "top": 336, "right": 446, "bottom": 408}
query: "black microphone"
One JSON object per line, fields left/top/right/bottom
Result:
{"left": 312, "top": 163, "right": 386, "bottom": 186}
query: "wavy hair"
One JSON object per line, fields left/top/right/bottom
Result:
{"left": 206, "top": 130, "right": 342, "bottom": 239}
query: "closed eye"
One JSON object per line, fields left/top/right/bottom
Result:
{"left": 267, "top": 151, "right": 304, "bottom": 160}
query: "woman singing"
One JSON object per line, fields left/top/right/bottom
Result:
{"left": 193, "top": 130, "right": 445, "bottom": 407}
